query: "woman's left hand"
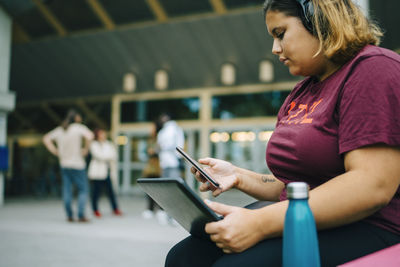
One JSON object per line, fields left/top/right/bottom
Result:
{"left": 205, "top": 200, "right": 265, "bottom": 254}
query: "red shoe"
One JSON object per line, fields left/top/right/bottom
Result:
{"left": 94, "top": 211, "right": 102, "bottom": 217}
{"left": 113, "top": 209, "right": 123, "bottom": 216}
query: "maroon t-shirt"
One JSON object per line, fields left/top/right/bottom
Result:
{"left": 266, "top": 45, "right": 400, "bottom": 235}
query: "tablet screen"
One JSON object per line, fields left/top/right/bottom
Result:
{"left": 138, "top": 177, "right": 221, "bottom": 239}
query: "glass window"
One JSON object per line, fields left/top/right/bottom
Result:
{"left": 212, "top": 91, "right": 290, "bottom": 119}
{"left": 210, "top": 130, "right": 272, "bottom": 174}
{"left": 120, "top": 97, "right": 200, "bottom": 123}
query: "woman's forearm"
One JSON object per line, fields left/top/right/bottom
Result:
{"left": 234, "top": 167, "right": 285, "bottom": 201}
{"left": 256, "top": 171, "right": 396, "bottom": 240}
{"left": 308, "top": 171, "right": 391, "bottom": 230}
{"left": 310, "top": 146, "right": 400, "bottom": 230}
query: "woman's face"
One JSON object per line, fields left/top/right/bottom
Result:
{"left": 265, "top": 10, "right": 334, "bottom": 80}
{"left": 98, "top": 130, "right": 107, "bottom": 141}
{"left": 74, "top": 114, "right": 82, "bottom": 123}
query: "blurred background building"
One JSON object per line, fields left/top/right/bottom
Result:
{"left": 0, "top": 0, "right": 399, "bottom": 202}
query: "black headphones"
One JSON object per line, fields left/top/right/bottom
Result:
{"left": 296, "top": 0, "right": 314, "bottom": 33}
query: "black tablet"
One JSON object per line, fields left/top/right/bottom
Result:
{"left": 137, "top": 177, "right": 221, "bottom": 239}
{"left": 176, "top": 147, "right": 220, "bottom": 188}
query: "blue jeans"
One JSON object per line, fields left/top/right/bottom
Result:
{"left": 61, "top": 168, "right": 88, "bottom": 219}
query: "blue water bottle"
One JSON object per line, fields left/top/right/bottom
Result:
{"left": 283, "top": 182, "right": 320, "bottom": 267}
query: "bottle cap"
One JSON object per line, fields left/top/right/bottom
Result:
{"left": 287, "top": 182, "right": 309, "bottom": 199}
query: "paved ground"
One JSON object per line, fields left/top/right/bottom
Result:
{"left": 0, "top": 190, "right": 256, "bottom": 267}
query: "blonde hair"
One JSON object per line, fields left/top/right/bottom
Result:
{"left": 311, "top": 0, "right": 383, "bottom": 63}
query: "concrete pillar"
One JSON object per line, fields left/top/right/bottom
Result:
{"left": 0, "top": 7, "right": 16, "bottom": 206}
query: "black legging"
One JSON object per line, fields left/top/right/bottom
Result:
{"left": 91, "top": 176, "right": 118, "bottom": 212}
{"left": 165, "top": 220, "right": 399, "bottom": 267}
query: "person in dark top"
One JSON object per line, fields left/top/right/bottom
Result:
{"left": 141, "top": 120, "right": 163, "bottom": 220}
{"left": 165, "top": 0, "right": 400, "bottom": 266}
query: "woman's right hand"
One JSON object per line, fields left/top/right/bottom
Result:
{"left": 191, "top": 157, "right": 238, "bottom": 197}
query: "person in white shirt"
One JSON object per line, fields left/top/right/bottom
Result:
{"left": 157, "top": 113, "right": 185, "bottom": 179}
{"left": 43, "top": 109, "right": 94, "bottom": 222}
{"left": 87, "top": 128, "right": 122, "bottom": 217}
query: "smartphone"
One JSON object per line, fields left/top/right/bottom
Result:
{"left": 176, "top": 147, "right": 220, "bottom": 188}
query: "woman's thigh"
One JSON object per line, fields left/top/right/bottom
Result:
{"left": 318, "top": 222, "right": 399, "bottom": 266}
{"left": 165, "top": 235, "right": 282, "bottom": 267}
{"left": 166, "top": 221, "right": 399, "bottom": 267}
{"left": 165, "top": 236, "right": 223, "bottom": 267}
{"left": 214, "top": 221, "right": 399, "bottom": 267}
{"left": 212, "top": 238, "right": 282, "bottom": 267}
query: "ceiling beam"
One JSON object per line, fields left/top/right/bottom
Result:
{"left": 76, "top": 99, "right": 108, "bottom": 130}
{"left": 40, "top": 102, "right": 62, "bottom": 125}
{"left": 12, "top": 22, "right": 31, "bottom": 43}
{"left": 15, "top": 5, "right": 261, "bottom": 42}
{"left": 31, "top": 0, "right": 67, "bottom": 36}
{"left": 209, "top": 0, "right": 227, "bottom": 14}
{"left": 11, "top": 110, "right": 34, "bottom": 130}
{"left": 86, "top": 0, "right": 115, "bottom": 30}
{"left": 145, "top": 0, "right": 168, "bottom": 22}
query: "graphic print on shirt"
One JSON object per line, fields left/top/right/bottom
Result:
{"left": 280, "top": 99, "right": 323, "bottom": 125}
